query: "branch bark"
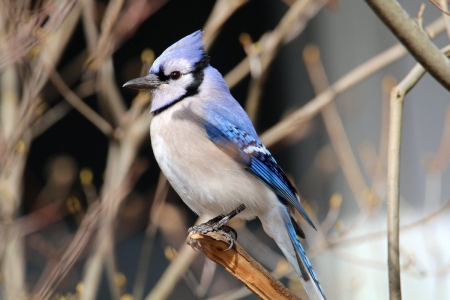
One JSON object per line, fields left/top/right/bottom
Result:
{"left": 386, "top": 44, "right": 450, "bottom": 300}
{"left": 188, "top": 232, "right": 302, "bottom": 300}
{"left": 365, "top": 0, "right": 450, "bottom": 91}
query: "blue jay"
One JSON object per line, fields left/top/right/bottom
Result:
{"left": 124, "top": 31, "right": 326, "bottom": 300}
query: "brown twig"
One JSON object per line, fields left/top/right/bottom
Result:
{"left": 203, "top": 0, "right": 249, "bottom": 49}
{"left": 260, "top": 17, "right": 446, "bottom": 148}
{"left": 223, "top": 0, "right": 325, "bottom": 90}
{"left": 429, "top": 105, "right": 450, "bottom": 173}
{"left": 365, "top": 0, "right": 450, "bottom": 91}
{"left": 430, "top": 0, "right": 450, "bottom": 16}
{"left": 132, "top": 173, "right": 170, "bottom": 300}
{"left": 32, "top": 202, "right": 103, "bottom": 300}
{"left": 303, "top": 44, "right": 368, "bottom": 208}
{"left": 385, "top": 44, "right": 450, "bottom": 300}
{"left": 188, "top": 232, "right": 302, "bottom": 300}
{"left": 144, "top": 215, "right": 209, "bottom": 300}
{"left": 387, "top": 75, "right": 404, "bottom": 300}
{"left": 437, "top": 0, "right": 450, "bottom": 39}
{"left": 48, "top": 69, "right": 114, "bottom": 137}
{"left": 244, "top": 0, "right": 324, "bottom": 124}
{"left": 0, "top": 0, "right": 79, "bottom": 71}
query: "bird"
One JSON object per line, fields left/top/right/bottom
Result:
{"left": 124, "top": 30, "right": 326, "bottom": 300}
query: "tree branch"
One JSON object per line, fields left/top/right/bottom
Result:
{"left": 260, "top": 17, "right": 446, "bottom": 148}
{"left": 188, "top": 232, "right": 302, "bottom": 300}
{"left": 386, "top": 44, "right": 450, "bottom": 300}
{"left": 365, "top": 0, "right": 450, "bottom": 91}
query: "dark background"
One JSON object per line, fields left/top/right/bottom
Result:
{"left": 24, "top": 1, "right": 319, "bottom": 299}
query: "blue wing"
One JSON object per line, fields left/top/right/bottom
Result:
{"left": 204, "top": 119, "right": 316, "bottom": 230}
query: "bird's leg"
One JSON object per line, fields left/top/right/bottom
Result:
{"left": 188, "top": 204, "right": 246, "bottom": 251}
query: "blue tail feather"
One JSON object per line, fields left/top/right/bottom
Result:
{"left": 285, "top": 220, "right": 326, "bottom": 299}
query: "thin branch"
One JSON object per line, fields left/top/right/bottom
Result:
{"left": 365, "top": 0, "right": 450, "bottom": 91}
{"left": 435, "top": 0, "right": 450, "bottom": 42}
{"left": 0, "top": 0, "right": 79, "bottom": 71}
{"left": 32, "top": 202, "right": 103, "bottom": 300}
{"left": 81, "top": 0, "right": 99, "bottom": 53}
{"left": 326, "top": 197, "right": 450, "bottom": 251}
{"left": 387, "top": 75, "right": 404, "bottom": 300}
{"left": 188, "top": 232, "right": 302, "bottom": 300}
{"left": 260, "top": 17, "right": 446, "bottom": 148}
{"left": 33, "top": 154, "right": 146, "bottom": 300}
{"left": 386, "top": 44, "right": 450, "bottom": 300}
{"left": 144, "top": 216, "right": 209, "bottom": 300}
{"left": 132, "top": 173, "right": 170, "bottom": 300}
{"left": 303, "top": 44, "right": 368, "bottom": 207}
{"left": 429, "top": 105, "right": 450, "bottom": 173}
{"left": 32, "top": 79, "right": 96, "bottom": 138}
{"left": 370, "top": 76, "right": 397, "bottom": 199}
{"left": 223, "top": 0, "right": 325, "bottom": 90}
{"left": 48, "top": 70, "right": 114, "bottom": 137}
{"left": 0, "top": 64, "right": 19, "bottom": 139}
{"left": 430, "top": 0, "right": 450, "bottom": 16}
{"left": 203, "top": 0, "right": 249, "bottom": 49}
{"left": 245, "top": 0, "right": 324, "bottom": 124}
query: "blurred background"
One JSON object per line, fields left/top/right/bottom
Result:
{"left": 1, "top": 0, "right": 449, "bottom": 299}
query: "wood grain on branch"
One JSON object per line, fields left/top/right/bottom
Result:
{"left": 188, "top": 232, "right": 302, "bottom": 300}
{"left": 365, "top": 0, "right": 450, "bottom": 91}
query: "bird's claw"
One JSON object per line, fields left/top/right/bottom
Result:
{"left": 218, "top": 225, "right": 237, "bottom": 251}
{"left": 187, "top": 204, "right": 245, "bottom": 251}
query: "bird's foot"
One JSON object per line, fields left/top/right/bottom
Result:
{"left": 217, "top": 225, "right": 238, "bottom": 251}
{"left": 188, "top": 204, "right": 245, "bottom": 251}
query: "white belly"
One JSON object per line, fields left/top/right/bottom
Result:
{"left": 150, "top": 100, "right": 278, "bottom": 219}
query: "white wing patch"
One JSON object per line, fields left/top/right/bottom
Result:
{"left": 243, "top": 145, "right": 267, "bottom": 154}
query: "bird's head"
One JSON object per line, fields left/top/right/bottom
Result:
{"left": 123, "top": 30, "right": 210, "bottom": 114}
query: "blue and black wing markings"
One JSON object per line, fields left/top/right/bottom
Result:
{"left": 205, "top": 121, "right": 315, "bottom": 229}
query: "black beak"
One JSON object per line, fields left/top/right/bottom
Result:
{"left": 123, "top": 74, "right": 161, "bottom": 90}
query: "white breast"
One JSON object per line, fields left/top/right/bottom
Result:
{"left": 150, "top": 98, "right": 278, "bottom": 219}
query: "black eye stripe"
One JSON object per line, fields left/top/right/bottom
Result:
{"left": 156, "top": 67, "right": 169, "bottom": 81}
{"left": 153, "top": 70, "right": 184, "bottom": 81}
{"left": 152, "top": 52, "right": 209, "bottom": 115}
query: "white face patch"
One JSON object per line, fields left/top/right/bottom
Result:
{"left": 163, "top": 58, "right": 192, "bottom": 75}
{"left": 150, "top": 72, "right": 198, "bottom": 113}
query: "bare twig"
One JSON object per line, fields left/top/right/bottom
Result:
{"left": 48, "top": 69, "right": 114, "bottom": 137}
{"left": 223, "top": 0, "right": 325, "bottom": 90}
{"left": 260, "top": 18, "right": 446, "bottom": 148}
{"left": 365, "top": 0, "right": 450, "bottom": 91}
{"left": 32, "top": 202, "right": 103, "bottom": 300}
{"left": 305, "top": 196, "right": 450, "bottom": 261}
{"left": 303, "top": 44, "right": 368, "bottom": 207}
{"left": 33, "top": 151, "right": 148, "bottom": 300}
{"left": 370, "top": 76, "right": 397, "bottom": 199}
{"left": 0, "top": 0, "right": 79, "bottom": 71}
{"left": 132, "top": 173, "right": 170, "bottom": 300}
{"left": 244, "top": 0, "right": 324, "bottom": 124}
{"left": 436, "top": 0, "right": 450, "bottom": 40}
{"left": 429, "top": 105, "right": 450, "bottom": 173}
{"left": 203, "top": 0, "right": 249, "bottom": 49}
{"left": 387, "top": 77, "right": 404, "bottom": 300}
{"left": 430, "top": 0, "right": 450, "bottom": 16}
{"left": 386, "top": 44, "right": 450, "bottom": 300}
{"left": 144, "top": 216, "right": 209, "bottom": 300}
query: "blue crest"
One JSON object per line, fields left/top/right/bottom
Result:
{"left": 150, "top": 31, "right": 209, "bottom": 75}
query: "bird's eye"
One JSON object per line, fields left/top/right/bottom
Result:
{"left": 170, "top": 71, "right": 181, "bottom": 80}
